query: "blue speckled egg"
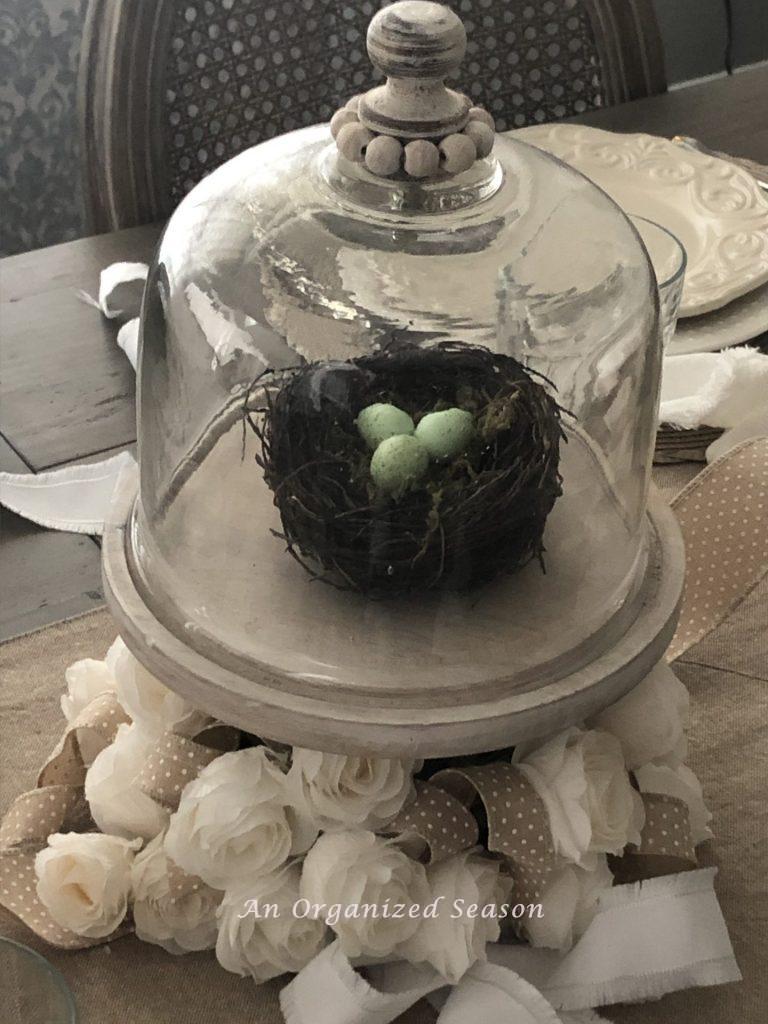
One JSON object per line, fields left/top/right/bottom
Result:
{"left": 415, "top": 408, "right": 475, "bottom": 462}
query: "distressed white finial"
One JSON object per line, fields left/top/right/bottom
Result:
{"left": 359, "top": 1, "right": 471, "bottom": 139}
{"left": 330, "top": 0, "right": 495, "bottom": 179}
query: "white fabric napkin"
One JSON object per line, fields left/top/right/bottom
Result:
{"left": 77, "top": 261, "right": 148, "bottom": 320}
{"left": 0, "top": 452, "right": 136, "bottom": 535}
{"left": 78, "top": 261, "right": 145, "bottom": 371}
{"left": 660, "top": 347, "right": 768, "bottom": 460}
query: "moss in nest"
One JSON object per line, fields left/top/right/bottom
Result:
{"left": 247, "top": 342, "right": 565, "bottom": 598}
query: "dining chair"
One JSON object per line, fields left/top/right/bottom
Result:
{"left": 78, "top": 0, "right": 666, "bottom": 233}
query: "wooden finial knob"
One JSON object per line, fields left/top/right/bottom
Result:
{"left": 359, "top": 1, "right": 471, "bottom": 140}
{"left": 330, "top": 1, "right": 495, "bottom": 179}
{"left": 367, "top": 1, "right": 467, "bottom": 80}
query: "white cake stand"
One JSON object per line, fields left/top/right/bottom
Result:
{"left": 103, "top": 448, "right": 684, "bottom": 758}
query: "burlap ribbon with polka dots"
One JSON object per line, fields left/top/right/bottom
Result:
{"left": 611, "top": 792, "right": 697, "bottom": 884}
{"left": 381, "top": 780, "right": 480, "bottom": 863}
{"left": 0, "top": 692, "right": 129, "bottom": 947}
{"left": 387, "top": 766, "right": 699, "bottom": 902}
{"left": 380, "top": 765, "right": 562, "bottom": 900}
{"left": 431, "top": 764, "right": 560, "bottom": 903}
{"left": 137, "top": 724, "right": 240, "bottom": 811}
{"left": 668, "top": 436, "right": 768, "bottom": 661}
{"left": 0, "top": 696, "right": 239, "bottom": 948}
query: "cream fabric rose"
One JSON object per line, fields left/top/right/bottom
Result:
{"left": 35, "top": 832, "right": 140, "bottom": 938}
{"left": 85, "top": 722, "right": 169, "bottom": 841}
{"left": 635, "top": 763, "right": 713, "bottom": 844}
{"left": 61, "top": 657, "right": 117, "bottom": 723}
{"left": 108, "top": 637, "right": 210, "bottom": 737}
{"left": 514, "top": 727, "right": 645, "bottom": 864}
{"left": 288, "top": 749, "right": 417, "bottom": 830}
{"left": 401, "top": 852, "right": 508, "bottom": 984}
{"left": 591, "top": 662, "right": 690, "bottom": 769}
{"left": 523, "top": 855, "right": 613, "bottom": 950}
{"left": 300, "top": 830, "right": 431, "bottom": 959}
{"left": 216, "top": 863, "right": 328, "bottom": 982}
{"left": 132, "top": 832, "right": 221, "bottom": 954}
{"left": 165, "top": 747, "right": 317, "bottom": 890}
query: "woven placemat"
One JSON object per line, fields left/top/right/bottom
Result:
{"left": 654, "top": 425, "right": 724, "bottom": 465}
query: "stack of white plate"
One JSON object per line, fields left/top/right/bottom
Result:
{"left": 512, "top": 124, "right": 768, "bottom": 355}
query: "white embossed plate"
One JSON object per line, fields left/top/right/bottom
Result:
{"left": 671, "top": 278, "right": 768, "bottom": 353}
{"left": 512, "top": 124, "right": 768, "bottom": 317}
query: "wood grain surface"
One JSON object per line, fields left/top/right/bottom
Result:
{"left": 0, "top": 438, "right": 104, "bottom": 641}
{"left": 0, "top": 223, "right": 160, "bottom": 470}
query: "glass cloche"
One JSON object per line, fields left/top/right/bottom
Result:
{"left": 103, "top": 2, "right": 683, "bottom": 756}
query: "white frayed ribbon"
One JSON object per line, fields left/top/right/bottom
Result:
{"left": 659, "top": 348, "right": 768, "bottom": 462}
{"left": 0, "top": 451, "right": 136, "bottom": 535}
{"left": 117, "top": 317, "right": 141, "bottom": 371}
{"left": 280, "top": 942, "right": 444, "bottom": 1024}
{"left": 280, "top": 868, "right": 739, "bottom": 1024}
{"left": 77, "top": 261, "right": 148, "bottom": 320}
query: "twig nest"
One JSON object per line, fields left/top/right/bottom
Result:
{"left": 415, "top": 408, "right": 475, "bottom": 462}
{"left": 249, "top": 343, "right": 564, "bottom": 598}
{"left": 370, "top": 435, "right": 429, "bottom": 497}
{"left": 357, "top": 403, "right": 415, "bottom": 449}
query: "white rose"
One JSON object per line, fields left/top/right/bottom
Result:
{"left": 401, "top": 852, "right": 507, "bottom": 984}
{"left": 35, "top": 832, "right": 140, "bottom": 938}
{"left": 300, "top": 830, "right": 431, "bottom": 959}
{"left": 514, "top": 727, "right": 644, "bottom": 864}
{"left": 108, "top": 637, "right": 210, "bottom": 736}
{"left": 103, "top": 635, "right": 125, "bottom": 675}
{"left": 216, "top": 863, "right": 328, "bottom": 982}
{"left": 524, "top": 855, "right": 613, "bottom": 950}
{"left": 288, "top": 749, "right": 417, "bottom": 831}
{"left": 132, "top": 832, "right": 221, "bottom": 954}
{"left": 61, "top": 657, "right": 117, "bottom": 723}
{"left": 165, "top": 747, "right": 316, "bottom": 889}
{"left": 591, "top": 662, "right": 690, "bottom": 769}
{"left": 85, "top": 723, "right": 170, "bottom": 841}
{"left": 634, "top": 762, "right": 713, "bottom": 844}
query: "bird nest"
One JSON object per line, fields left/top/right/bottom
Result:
{"left": 247, "top": 343, "right": 565, "bottom": 598}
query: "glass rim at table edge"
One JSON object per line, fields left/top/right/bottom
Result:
{"left": 627, "top": 212, "right": 688, "bottom": 292}
{"left": 0, "top": 934, "right": 77, "bottom": 1022}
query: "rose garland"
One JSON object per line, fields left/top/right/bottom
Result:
{"left": 0, "top": 638, "right": 713, "bottom": 989}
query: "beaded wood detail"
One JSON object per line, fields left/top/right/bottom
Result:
{"left": 332, "top": 96, "right": 494, "bottom": 177}
{"left": 331, "top": 3, "right": 497, "bottom": 178}
{"left": 164, "top": 0, "right": 604, "bottom": 200}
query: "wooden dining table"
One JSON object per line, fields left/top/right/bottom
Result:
{"left": 2, "top": 66, "right": 767, "bottom": 643}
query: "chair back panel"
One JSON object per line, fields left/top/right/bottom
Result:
{"left": 80, "top": 0, "right": 666, "bottom": 231}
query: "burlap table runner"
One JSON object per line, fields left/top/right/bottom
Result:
{"left": 1, "top": 462, "right": 765, "bottom": 1023}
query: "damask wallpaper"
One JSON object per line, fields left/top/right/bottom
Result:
{"left": 0, "top": 0, "right": 88, "bottom": 257}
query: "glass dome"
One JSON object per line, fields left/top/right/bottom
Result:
{"left": 105, "top": 2, "right": 679, "bottom": 756}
